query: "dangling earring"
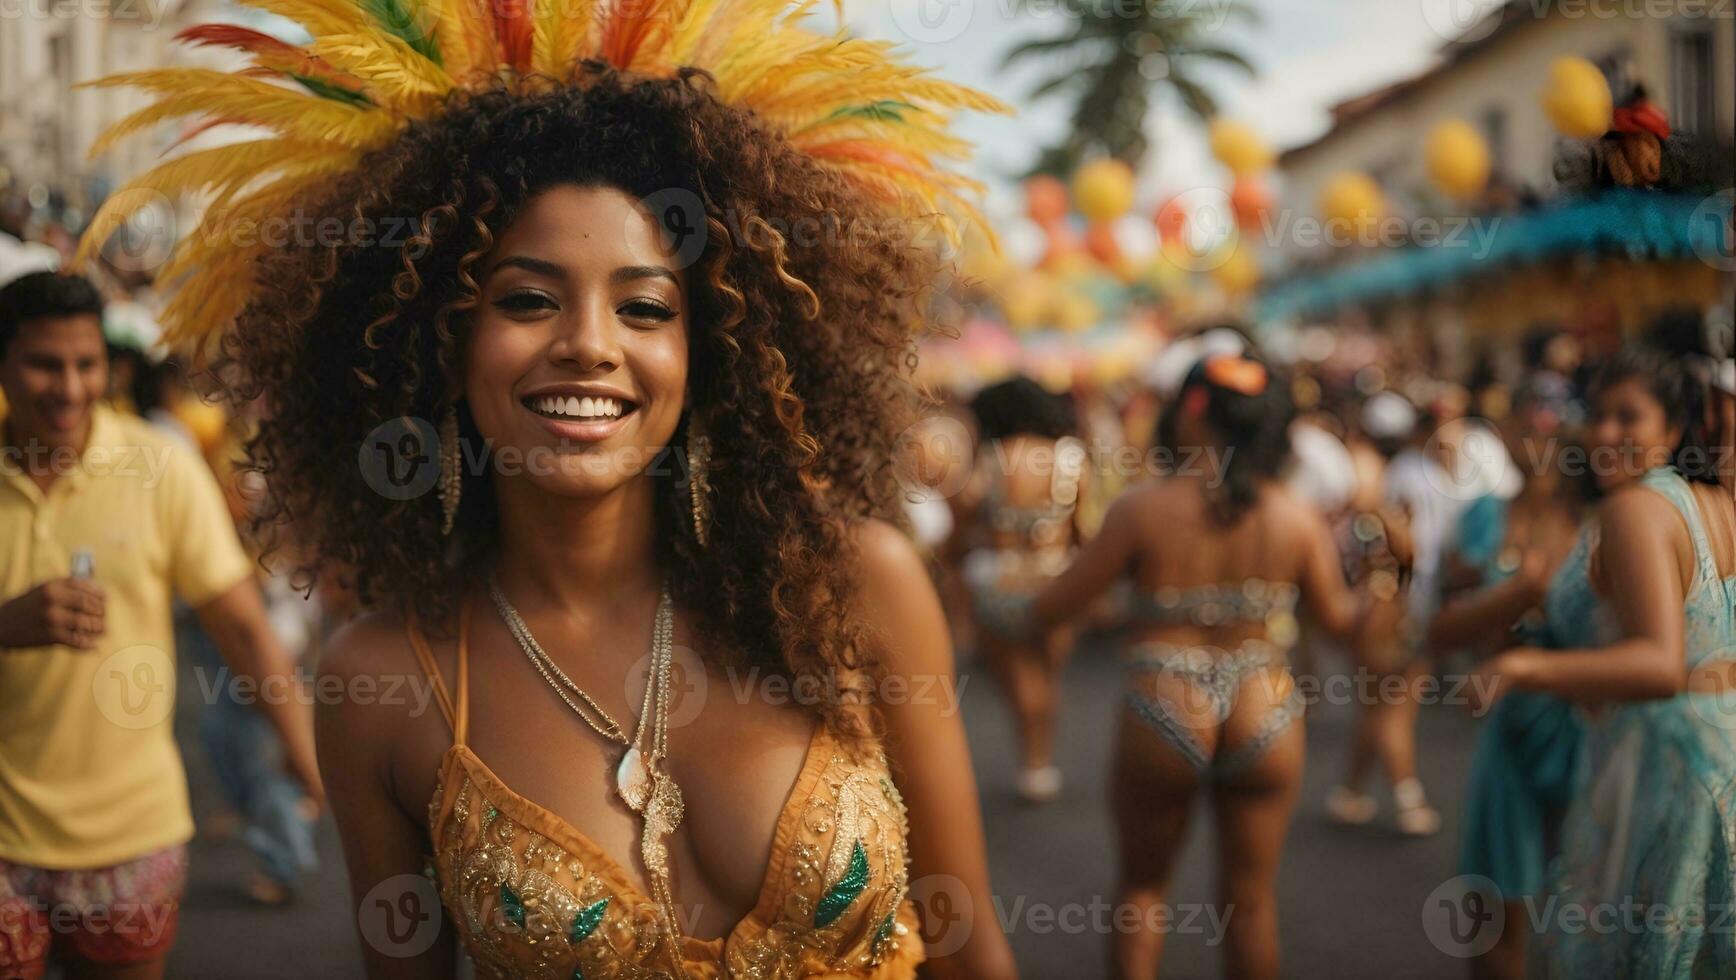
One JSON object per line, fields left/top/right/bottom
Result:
{"left": 686, "top": 420, "right": 712, "bottom": 548}
{"left": 439, "top": 406, "right": 461, "bottom": 536}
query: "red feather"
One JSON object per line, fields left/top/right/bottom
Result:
{"left": 599, "top": 0, "right": 663, "bottom": 68}
{"left": 177, "top": 23, "right": 367, "bottom": 92}
{"left": 493, "top": 0, "right": 534, "bottom": 73}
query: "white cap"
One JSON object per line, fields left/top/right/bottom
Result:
{"left": 1361, "top": 391, "right": 1417, "bottom": 442}
{"left": 1287, "top": 421, "right": 1356, "bottom": 512}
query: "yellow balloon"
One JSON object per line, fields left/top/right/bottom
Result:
{"left": 1542, "top": 57, "right": 1613, "bottom": 138}
{"left": 1209, "top": 119, "right": 1274, "bottom": 177}
{"left": 1319, "top": 171, "right": 1386, "bottom": 238}
{"left": 1426, "top": 119, "right": 1491, "bottom": 200}
{"left": 1211, "top": 245, "right": 1260, "bottom": 295}
{"left": 999, "top": 277, "right": 1048, "bottom": 331}
{"left": 1072, "top": 159, "right": 1136, "bottom": 222}
{"left": 1054, "top": 292, "right": 1100, "bottom": 333}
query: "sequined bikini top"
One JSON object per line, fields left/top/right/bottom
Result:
{"left": 979, "top": 435, "right": 1087, "bottom": 547}
{"left": 1128, "top": 578, "right": 1302, "bottom": 647}
{"left": 405, "top": 599, "right": 924, "bottom": 979}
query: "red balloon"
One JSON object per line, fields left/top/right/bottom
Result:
{"left": 1027, "top": 175, "right": 1071, "bottom": 225}
{"left": 1230, "top": 177, "right": 1272, "bottom": 231}
{"left": 1037, "top": 217, "right": 1082, "bottom": 268}
{"left": 1155, "top": 196, "right": 1188, "bottom": 245}
{"left": 1085, "top": 221, "right": 1122, "bottom": 267}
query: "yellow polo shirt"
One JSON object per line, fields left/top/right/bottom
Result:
{"left": 0, "top": 404, "right": 253, "bottom": 869}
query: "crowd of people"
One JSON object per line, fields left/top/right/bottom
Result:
{"left": 0, "top": 0, "right": 1732, "bottom": 977}
{"left": 917, "top": 310, "right": 1735, "bottom": 979}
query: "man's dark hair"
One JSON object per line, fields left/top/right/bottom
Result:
{"left": 0, "top": 271, "right": 105, "bottom": 354}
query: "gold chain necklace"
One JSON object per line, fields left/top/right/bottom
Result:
{"left": 486, "top": 572, "right": 689, "bottom": 976}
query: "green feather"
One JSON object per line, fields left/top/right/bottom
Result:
{"left": 813, "top": 840, "right": 871, "bottom": 928}
{"left": 288, "top": 73, "right": 373, "bottom": 107}
{"left": 359, "top": 0, "right": 442, "bottom": 64}
{"left": 569, "top": 898, "right": 609, "bottom": 944}
{"left": 824, "top": 100, "right": 916, "bottom": 124}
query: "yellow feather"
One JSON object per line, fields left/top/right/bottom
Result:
{"left": 312, "top": 33, "right": 455, "bottom": 113}
{"left": 435, "top": 0, "right": 499, "bottom": 83}
{"left": 231, "top": 0, "right": 374, "bottom": 39}
{"left": 532, "top": 0, "right": 598, "bottom": 77}
{"left": 79, "top": 140, "right": 338, "bottom": 269}
{"left": 85, "top": 74, "right": 395, "bottom": 159}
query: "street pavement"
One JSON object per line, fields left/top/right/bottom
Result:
{"left": 163, "top": 633, "right": 1479, "bottom": 979}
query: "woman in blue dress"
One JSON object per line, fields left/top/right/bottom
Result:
{"left": 1475, "top": 344, "right": 1736, "bottom": 978}
{"left": 1432, "top": 395, "right": 1595, "bottom": 980}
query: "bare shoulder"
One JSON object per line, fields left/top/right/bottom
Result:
{"left": 1598, "top": 481, "right": 1688, "bottom": 540}
{"left": 849, "top": 519, "right": 949, "bottom": 672}
{"left": 851, "top": 518, "right": 938, "bottom": 613}
{"left": 315, "top": 608, "right": 435, "bottom": 743}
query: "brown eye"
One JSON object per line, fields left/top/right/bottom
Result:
{"left": 494, "top": 291, "right": 557, "bottom": 313}
{"left": 621, "top": 299, "right": 676, "bottom": 321}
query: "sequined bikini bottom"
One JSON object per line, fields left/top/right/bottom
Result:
{"left": 1123, "top": 641, "right": 1304, "bottom": 779}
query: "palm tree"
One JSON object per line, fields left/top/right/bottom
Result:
{"left": 1004, "top": 0, "right": 1259, "bottom": 176}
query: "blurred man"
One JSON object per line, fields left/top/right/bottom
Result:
{"left": 0, "top": 271, "right": 321, "bottom": 979}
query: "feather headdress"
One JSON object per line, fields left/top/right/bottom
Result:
{"left": 75, "top": 0, "right": 1010, "bottom": 351}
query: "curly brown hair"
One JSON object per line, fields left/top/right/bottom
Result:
{"left": 216, "top": 64, "right": 946, "bottom": 739}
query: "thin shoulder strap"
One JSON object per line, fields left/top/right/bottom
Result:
{"left": 404, "top": 601, "right": 468, "bottom": 746}
{"left": 453, "top": 595, "right": 471, "bottom": 745}
{"left": 1649, "top": 469, "right": 1719, "bottom": 588}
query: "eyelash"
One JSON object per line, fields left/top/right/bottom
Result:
{"left": 490, "top": 292, "right": 675, "bottom": 321}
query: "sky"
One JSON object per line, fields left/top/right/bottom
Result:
{"left": 826, "top": 0, "right": 1504, "bottom": 226}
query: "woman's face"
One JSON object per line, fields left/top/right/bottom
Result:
{"left": 465, "top": 184, "right": 690, "bottom": 499}
{"left": 1590, "top": 375, "right": 1681, "bottom": 491}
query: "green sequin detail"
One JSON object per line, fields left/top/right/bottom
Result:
{"left": 814, "top": 840, "right": 870, "bottom": 927}
{"left": 569, "top": 898, "right": 609, "bottom": 944}
{"left": 871, "top": 909, "right": 896, "bottom": 952}
{"left": 499, "top": 882, "right": 525, "bottom": 929}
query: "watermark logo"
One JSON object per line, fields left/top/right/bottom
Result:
{"left": 357, "top": 873, "right": 444, "bottom": 958}
{"left": 640, "top": 188, "right": 709, "bottom": 271}
{"left": 1420, "top": 0, "right": 1507, "bottom": 43}
{"left": 906, "top": 873, "right": 974, "bottom": 957}
{"left": 360, "top": 416, "right": 442, "bottom": 502}
{"left": 1422, "top": 874, "right": 1506, "bottom": 958}
{"left": 890, "top": 0, "right": 976, "bottom": 44}
{"left": 1689, "top": 189, "right": 1736, "bottom": 273}
{"left": 91, "top": 644, "right": 174, "bottom": 730}
{"left": 626, "top": 642, "right": 710, "bottom": 730}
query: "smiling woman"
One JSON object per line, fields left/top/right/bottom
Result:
{"left": 75, "top": 1, "right": 1017, "bottom": 976}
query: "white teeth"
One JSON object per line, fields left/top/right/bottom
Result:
{"left": 531, "top": 395, "right": 626, "bottom": 419}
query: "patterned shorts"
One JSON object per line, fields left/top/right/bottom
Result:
{"left": 0, "top": 844, "right": 186, "bottom": 979}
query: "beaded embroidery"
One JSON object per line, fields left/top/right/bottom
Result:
{"left": 425, "top": 735, "right": 919, "bottom": 979}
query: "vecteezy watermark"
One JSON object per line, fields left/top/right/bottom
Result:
{"left": 357, "top": 873, "right": 444, "bottom": 959}
{"left": 0, "top": 0, "right": 171, "bottom": 30}
{"left": 190, "top": 666, "right": 440, "bottom": 717}
{"left": 905, "top": 874, "right": 1234, "bottom": 956}
{"left": 1136, "top": 659, "right": 1505, "bottom": 717}
{"left": 91, "top": 644, "right": 175, "bottom": 730}
{"left": 1423, "top": 873, "right": 1736, "bottom": 958}
{"left": 0, "top": 440, "right": 174, "bottom": 488}
{"left": 620, "top": 646, "right": 973, "bottom": 729}
{"left": 1421, "top": 0, "right": 1731, "bottom": 42}
{"left": 359, "top": 417, "right": 701, "bottom": 502}
{"left": 632, "top": 189, "right": 965, "bottom": 270}
{"left": 0, "top": 896, "right": 178, "bottom": 951}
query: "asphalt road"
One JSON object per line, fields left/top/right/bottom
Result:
{"left": 159, "top": 633, "right": 1480, "bottom": 980}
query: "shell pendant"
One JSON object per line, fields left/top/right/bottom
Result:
{"left": 616, "top": 745, "right": 652, "bottom": 813}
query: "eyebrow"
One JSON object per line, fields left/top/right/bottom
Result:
{"left": 489, "top": 257, "right": 679, "bottom": 287}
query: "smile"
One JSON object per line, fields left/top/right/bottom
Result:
{"left": 519, "top": 391, "right": 640, "bottom": 444}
